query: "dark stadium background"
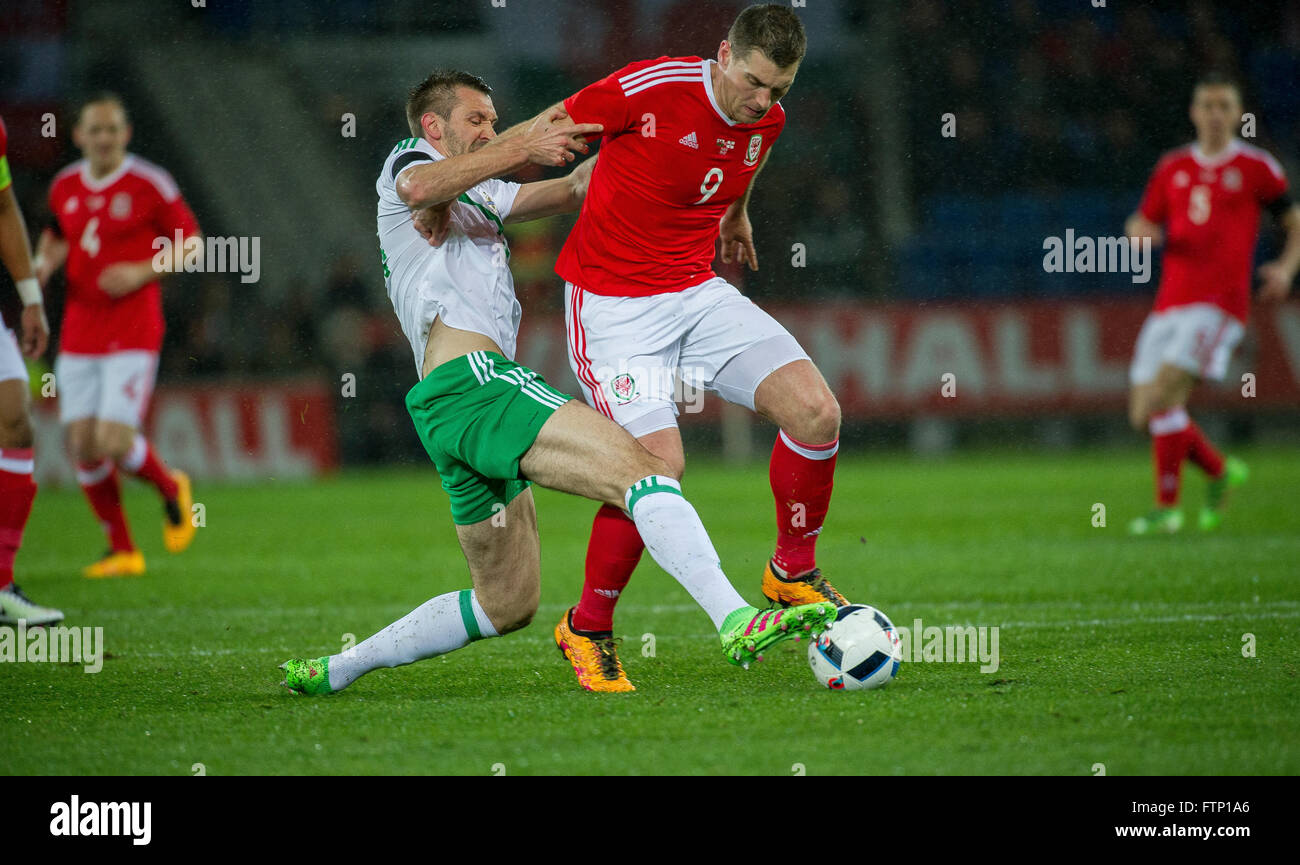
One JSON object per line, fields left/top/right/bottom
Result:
{"left": 2, "top": 0, "right": 1297, "bottom": 483}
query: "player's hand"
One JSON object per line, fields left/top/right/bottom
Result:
{"left": 19, "top": 303, "right": 49, "bottom": 360}
{"left": 719, "top": 207, "right": 758, "bottom": 271}
{"left": 98, "top": 261, "right": 152, "bottom": 297}
{"left": 412, "top": 205, "right": 452, "bottom": 247}
{"left": 521, "top": 108, "right": 603, "bottom": 167}
{"left": 35, "top": 255, "right": 57, "bottom": 288}
{"left": 1258, "top": 260, "right": 1295, "bottom": 302}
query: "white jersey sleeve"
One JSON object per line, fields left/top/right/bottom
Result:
{"left": 375, "top": 137, "right": 523, "bottom": 374}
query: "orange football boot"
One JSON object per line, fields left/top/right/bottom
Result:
{"left": 83, "top": 549, "right": 146, "bottom": 579}
{"left": 163, "top": 470, "right": 197, "bottom": 553}
{"left": 554, "top": 607, "right": 635, "bottom": 693}
{"left": 761, "top": 559, "right": 848, "bottom": 608}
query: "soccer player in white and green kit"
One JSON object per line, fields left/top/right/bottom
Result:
{"left": 280, "top": 70, "right": 833, "bottom": 695}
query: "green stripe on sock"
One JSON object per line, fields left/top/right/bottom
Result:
{"left": 458, "top": 589, "right": 482, "bottom": 642}
{"left": 624, "top": 475, "right": 683, "bottom": 512}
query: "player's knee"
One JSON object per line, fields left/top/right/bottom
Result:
{"left": 786, "top": 388, "right": 841, "bottom": 445}
{"left": 0, "top": 409, "right": 34, "bottom": 449}
{"left": 93, "top": 424, "right": 131, "bottom": 460}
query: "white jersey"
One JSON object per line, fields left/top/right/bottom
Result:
{"left": 376, "top": 137, "right": 522, "bottom": 374}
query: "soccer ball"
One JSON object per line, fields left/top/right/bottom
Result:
{"left": 808, "top": 604, "right": 902, "bottom": 690}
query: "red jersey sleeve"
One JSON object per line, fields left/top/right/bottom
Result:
{"left": 563, "top": 58, "right": 684, "bottom": 139}
{"left": 155, "top": 192, "right": 200, "bottom": 239}
{"left": 1253, "top": 152, "right": 1288, "bottom": 206}
{"left": 1138, "top": 158, "right": 1170, "bottom": 224}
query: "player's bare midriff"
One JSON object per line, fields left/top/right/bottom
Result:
{"left": 420, "top": 316, "right": 504, "bottom": 378}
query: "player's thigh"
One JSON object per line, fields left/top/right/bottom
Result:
{"left": 563, "top": 281, "right": 684, "bottom": 445}
{"left": 0, "top": 330, "right": 32, "bottom": 447}
{"left": 520, "top": 399, "right": 670, "bottom": 508}
{"left": 454, "top": 486, "right": 540, "bottom": 633}
{"left": 676, "top": 279, "right": 823, "bottom": 420}
{"left": 54, "top": 353, "right": 102, "bottom": 435}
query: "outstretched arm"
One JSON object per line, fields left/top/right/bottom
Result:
{"left": 505, "top": 153, "right": 598, "bottom": 224}
{"left": 397, "top": 106, "right": 602, "bottom": 211}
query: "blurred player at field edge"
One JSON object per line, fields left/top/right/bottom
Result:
{"left": 1124, "top": 73, "right": 1300, "bottom": 534}
{"left": 0, "top": 114, "right": 63, "bottom": 624}
{"left": 35, "top": 93, "right": 200, "bottom": 576}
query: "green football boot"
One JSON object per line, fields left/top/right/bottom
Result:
{"left": 280, "top": 657, "right": 334, "bottom": 695}
{"left": 1127, "top": 507, "right": 1183, "bottom": 536}
{"left": 1199, "top": 456, "right": 1248, "bottom": 531}
{"left": 720, "top": 603, "right": 835, "bottom": 669}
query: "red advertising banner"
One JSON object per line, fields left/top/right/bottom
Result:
{"left": 30, "top": 379, "right": 338, "bottom": 485}
{"left": 515, "top": 297, "right": 1300, "bottom": 417}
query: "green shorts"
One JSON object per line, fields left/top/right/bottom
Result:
{"left": 406, "top": 350, "right": 572, "bottom": 525}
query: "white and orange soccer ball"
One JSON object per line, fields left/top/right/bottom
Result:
{"left": 808, "top": 604, "right": 902, "bottom": 690}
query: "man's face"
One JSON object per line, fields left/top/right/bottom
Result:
{"left": 1190, "top": 85, "right": 1240, "bottom": 145}
{"left": 73, "top": 102, "right": 131, "bottom": 169}
{"left": 429, "top": 87, "right": 498, "bottom": 156}
{"left": 716, "top": 43, "right": 798, "bottom": 123}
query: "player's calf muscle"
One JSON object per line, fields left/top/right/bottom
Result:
{"left": 457, "top": 495, "right": 540, "bottom": 634}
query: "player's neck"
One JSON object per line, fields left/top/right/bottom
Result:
{"left": 1196, "top": 136, "right": 1233, "bottom": 158}
{"left": 708, "top": 61, "right": 735, "bottom": 124}
{"left": 87, "top": 155, "right": 127, "bottom": 179}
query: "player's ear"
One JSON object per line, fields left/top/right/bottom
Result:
{"left": 122, "top": 123, "right": 133, "bottom": 147}
{"left": 718, "top": 40, "right": 730, "bottom": 69}
{"left": 422, "top": 112, "right": 442, "bottom": 142}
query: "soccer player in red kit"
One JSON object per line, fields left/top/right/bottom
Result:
{"left": 0, "top": 114, "right": 63, "bottom": 624}
{"left": 548, "top": 5, "right": 846, "bottom": 691}
{"left": 1125, "top": 74, "right": 1300, "bottom": 534}
{"left": 34, "top": 93, "right": 200, "bottom": 576}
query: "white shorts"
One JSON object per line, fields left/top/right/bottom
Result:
{"left": 565, "top": 277, "right": 809, "bottom": 437}
{"left": 0, "top": 329, "right": 27, "bottom": 384}
{"left": 54, "top": 350, "right": 159, "bottom": 427}
{"left": 1129, "top": 303, "right": 1245, "bottom": 385}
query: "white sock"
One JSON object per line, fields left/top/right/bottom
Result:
{"left": 327, "top": 589, "right": 498, "bottom": 691}
{"left": 625, "top": 475, "right": 747, "bottom": 630}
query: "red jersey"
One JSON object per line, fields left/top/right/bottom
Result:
{"left": 48, "top": 154, "right": 200, "bottom": 354}
{"left": 1138, "top": 139, "right": 1288, "bottom": 323}
{"left": 557, "top": 56, "right": 786, "bottom": 297}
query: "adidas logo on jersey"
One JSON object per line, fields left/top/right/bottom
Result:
{"left": 678, "top": 131, "right": 699, "bottom": 149}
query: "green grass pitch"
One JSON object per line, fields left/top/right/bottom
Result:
{"left": 3, "top": 448, "right": 1297, "bottom": 775}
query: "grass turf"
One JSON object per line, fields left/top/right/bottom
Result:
{"left": 2, "top": 447, "right": 1297, "bottom": 775}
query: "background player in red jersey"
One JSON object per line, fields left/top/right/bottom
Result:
{"left": 34, "top": 93, "right": 201, "bottom": 576}
{"left": 539, "top": 5, "right": 845, "bottom": 691}
{"left": 0, "top": 114, "right": 63, "bottom": 625}
{"left": 1124, "top": 74, "right": 1300, "bottom": 534}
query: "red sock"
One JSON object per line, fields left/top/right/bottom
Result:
{"left": 77, "top": 460, "right": 134, "bottom": 552}
{"left": 120, "top": 433, "right": 178, "bottom": 500}
{"left": 1184, "top": 420, "right": 1225, "bottom": 479}
{"left": 1149, "top": 407, "right": 1191, "bottom": 507}
{"left": 770, "top": 430, "right": 838, "bottom": 576}
{"left": 0, "top": 448, "right": 38, "bottom": 589}
{"left": 572, "top": 504, "right": 645, "bottom": 633}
